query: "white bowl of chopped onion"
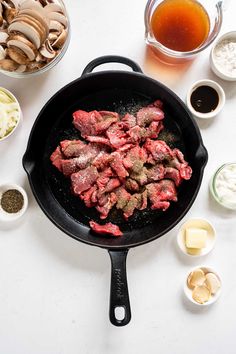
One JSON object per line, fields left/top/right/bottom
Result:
{"left": 210, "top": 31, "right": 236, "bottom": 81}
{"left": 0, "top": 87, "right": 22, "bottom": 142}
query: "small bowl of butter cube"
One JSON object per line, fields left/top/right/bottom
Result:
{"left": 177, "top": 218, "right": 216, "bottom": 257}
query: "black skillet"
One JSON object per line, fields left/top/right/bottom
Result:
{"left": 23, "top": 55, "right": 208, "bottom": 326}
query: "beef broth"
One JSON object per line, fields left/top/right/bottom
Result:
{"left": 150, "top": 0, "right": 210, "bottom": 52}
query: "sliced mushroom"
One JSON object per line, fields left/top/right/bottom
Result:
{"left": 49, "top": 19, "right": 64, "bottom": 33}
{"left": 35, "top": 52, "right": 45, "bottom": 62}
{"left": 8, "top": 20, "right": 41, "bottom": 48}
{"left": 44, "top": 3, "right": 64, "bottom": 14}
{"left": 7, "top": 45, "right": 30, "bottom": 64}
{"left": 48, "top": 11, "right": 67, "bottom": 28}
{"left": 19, "top": 8, "right": 49, "bottom": 29}
{"left": 0, "top": 2, "right": 3, "bottom": 26}
{"left": 48, "top": 31, "right": 57, "bottom": 42}
{"left": 4, "top": 6, "right": 17, "bottom": 23}
{"left": 20, "top": 0, "right": 43, "bottom": 11}
{"left": 0, "top": 30, "right": 9, "bottom": 45}
{"left": 52, "top": 28, "right": 67, "bottom": 49}
{"left": 12, "top": 15, "right": 47, "bottom": 44}
{"left": 3, "top": 0, "right": 20, "bottom": 8}
{"left": 38, "top": 0, "right": 48, "bottom": 6}
{"left": 26, "top": 60, "right": 44, "bottom": 72}
{"left": 7, "top": 33, "right": 37, "bottom": 60}
{"left": 39, "top": 38, "right": 55, "bottom": 59}
{"left": 0, "top": 58, "right": 19, "bottom": 71}
{"left": 0, "top": 45, "right": 6, "bottom": 59}
{"left": 15, "top": 63, "right": 26, "bottom": 72}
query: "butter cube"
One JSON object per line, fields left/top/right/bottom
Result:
{"left": 185, "top": 228, "right": 207, "bottom": 249}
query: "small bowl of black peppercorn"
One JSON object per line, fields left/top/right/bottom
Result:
{"left": 0, "top": 183, "right": 28, "bottom": 222}
{"left": 186, "top": 79, "right": 225, "bottom": 119}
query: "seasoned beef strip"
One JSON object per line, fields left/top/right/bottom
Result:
{"left": 89, "top": 221, "right": 123, "bottom": 236}
{"left": 50, "top": 100, "right": 193, "bottom": 235}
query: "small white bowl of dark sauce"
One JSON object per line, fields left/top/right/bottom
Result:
{"left": 186, "top": 79, "right": 225, "bottom": 119}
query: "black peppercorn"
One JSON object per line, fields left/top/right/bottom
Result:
{"left": 0, "top": 189, "right": 24, "bottom": 213}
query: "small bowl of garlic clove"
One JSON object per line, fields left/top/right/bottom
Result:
{"left": 184, "top": 266, "right": 222, "bottom": 306}
{"left": 177, "top": 217, "right": 216, "bottom": 257}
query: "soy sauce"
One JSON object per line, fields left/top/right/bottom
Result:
{"left": 190, "top": 86, "right": 219, "bottom": 113}
{"left": 150, "top": 0, "right": 210, "bottom": 52}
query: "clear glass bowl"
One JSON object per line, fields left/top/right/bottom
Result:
{"left": 144, "top": 0, "right": 223, "bottom": 64}
{"left": 0, "top": 0, "right": 70, "bottom": 78}
{"left": 210, "top": 163, "right": 236, "bottom": 210}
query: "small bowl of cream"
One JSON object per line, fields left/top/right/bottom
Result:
{"left": 210, "top": 163, "right": 236, "bottom": 210}
{"left": 210, "top": 31, "right": 236, "bottom": 81}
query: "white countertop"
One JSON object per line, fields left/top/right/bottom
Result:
{"left": 0, "top": 1, "right": 236, "bottom": 353}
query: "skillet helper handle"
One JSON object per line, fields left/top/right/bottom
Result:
{"left": 82, "top": 55, "right": 143, "bottom": 75}
{"left": 108, "top": 249, "right": 131, "bottom": 326}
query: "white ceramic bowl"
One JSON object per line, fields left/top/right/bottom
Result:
{"left": 186, "top": 79, "right": 225, "bottom": 119}
{"left": 0, "top": 87, "right": 22, "bottom": 142}
{"left": 177, "top": 217, "right": 216, "bottom": 257}
{"left": 210, "top": 31, "right": 236, "bottom": 81}
{"left": 184, "top": 266, "right": 222, "bottom": 306}
{"left": 0, "top": 183, "right": 28, "bottom": 222}
{"left": 210, "top": 162, "right": 236, "bottom": 210}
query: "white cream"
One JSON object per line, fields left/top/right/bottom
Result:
{"left": 214, "top": 164, "right": 236, "bottom": 208}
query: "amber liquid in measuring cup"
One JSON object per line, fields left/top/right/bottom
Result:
{"left": 150, "top": 0, "right": 210, "bottom": 52}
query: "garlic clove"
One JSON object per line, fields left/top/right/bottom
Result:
{"left": 187, "top": 268, "right": 206, "bottom": 289}
{"left": 192, "top": 285, "right": 211, "bottom": 304}
{"left": 205, "top": 273, "right": 221, "bottom": 295}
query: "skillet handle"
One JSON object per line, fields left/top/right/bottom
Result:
{"left": 108, "top": 249, "right": 131, "bottom": 326}
{"left": 82, "top": 55, "right": 143, "bottom": 75}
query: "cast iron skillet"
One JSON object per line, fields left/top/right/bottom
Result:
{"left": 23, "top": 55, "right": 208, "bottom": 326}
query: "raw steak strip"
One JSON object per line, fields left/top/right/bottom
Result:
{"left": 137, "top": 106, "right": 164, "bottom": 127}
{"left": 50, "top": 146, "right": 64, "bottom": 172}
{"left": 146, "top": 180, "right": 177, "bottom": 211}
{"left": 71, "top": 166, "right": 99, "bottom": 195}
{"left": 89, "top": 221, "right": 123, "bottom": 237}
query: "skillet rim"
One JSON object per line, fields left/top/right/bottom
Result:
{"left": 23, "top": 69, "right": 208, "bottom": 250}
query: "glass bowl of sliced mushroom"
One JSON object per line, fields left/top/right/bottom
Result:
{"left": 0, "top": 0, "right": 70, "bottom": 77}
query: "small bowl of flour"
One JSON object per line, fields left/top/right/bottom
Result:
{"left": 210, "top": 31, "right": 236, "bottom": 81}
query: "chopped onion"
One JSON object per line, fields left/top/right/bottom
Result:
{"left": 0, "top": 90, "right": 20, "bottom": 139}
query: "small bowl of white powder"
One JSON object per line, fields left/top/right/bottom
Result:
{"left": 210, "top": 31, "right": 236, "bottom": 81}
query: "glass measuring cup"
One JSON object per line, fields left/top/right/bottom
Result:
{"left": 144, "top": 0, "right": 223, "bottom": 64}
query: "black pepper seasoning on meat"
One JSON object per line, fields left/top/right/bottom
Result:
{"left": 0, "top": 189, "right": 24, "bottom": 213}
